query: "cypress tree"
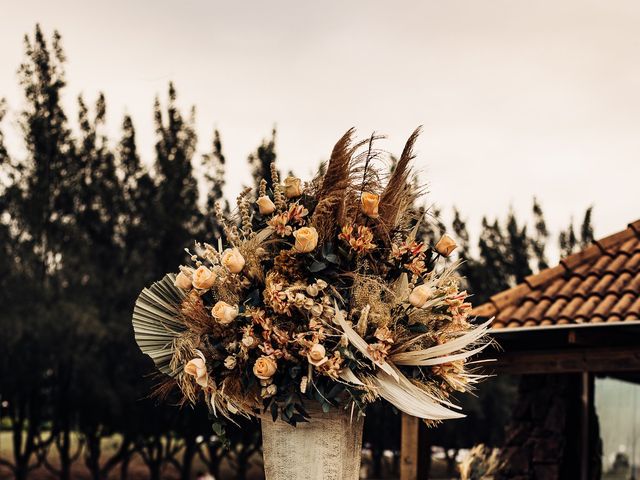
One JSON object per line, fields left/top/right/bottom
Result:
{"left": 559, "top": 221, "right": 577, "bottom": 258}
{"left": 580, "top": 206, "right": 594, "bottom": 247}
{"left": 248, "top": 127, "right": 277, "bottom": 191}
{"left": 202, "top": 128, "right": 227, "bottom": 237}
{"left": 152, "top": 82, "right": 200, "bottom": 277}
{"left": 531, "top": 198, "right": 549, "bottom": 270}
{"left": 505, "top": 211, "right": 532, "bottom": 284}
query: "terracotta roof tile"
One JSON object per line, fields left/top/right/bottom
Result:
{"left": 595, "top": 228, "right": 636, "bottom": 251}
{"left": 605, "top": 254, "right": 629, "bottom": 274}
{"left": 578, "top": 274, "right": 608, "bottom": 297}
{"left": 575, "top": 295, "right": 601, "bottom": 319}
{"left": 559, "top": 297, "right": 584, "bottom": 320}
{"left": 626, "top": 272, "right": 640, "bottom": 294}
{"left": 628, "top": 296, "right": 640, "bottom": 317}
{"left": 624, "top": 252, "right": 640, "bottom": 272}
{"left": 610, "top": 293, "right": 636, "bottom": 316}
{"left": 556, "top": 276, "right": 585, "bottom": 298}
{"left": 540, "top": 277, "right": 568, "bottom": 298}
{"left": 524, "top": 265, "right": 566, "bottom": 289}
{"left": 591, "top": 294, "right": 619, "bottom": 317}
{"left": 525, "top": 298, "right": 553, "bottom": 322}
{"left": 618, "top": 236, "right": 640, "bottom": 254}
{"left": 490, "top": 283, "right": 531, "bottom": 310}
{"left": 561, "top": 244, "right": 602, "bottom": 270}
{"left": 510, "top": 299, "right": 537, "bottom": 323}
{"left": 587, "top": 254, "right": 613, "bottom": 275}
{"left": 544, "top": 298, "right": 568, "bottom": 321}
{"left": 473, "top": 220, "right": 640, "bottom": 329}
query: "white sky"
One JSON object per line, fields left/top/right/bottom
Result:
{"left": 2, "top": 0, "right": 639, "bottom": 261}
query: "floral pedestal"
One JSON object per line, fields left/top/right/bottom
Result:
{"left": 260, "top": 405, "right": 364, "bottom": 480}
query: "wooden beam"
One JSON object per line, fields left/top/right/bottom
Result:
{"left": 486, "top": 345, "right": 640, "bottom": 374}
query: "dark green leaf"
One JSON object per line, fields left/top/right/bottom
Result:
{"left": 309, "top": 261, "right": 327, "bottom": 272}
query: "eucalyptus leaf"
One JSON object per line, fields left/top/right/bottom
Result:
{"left": 309, "top": 261, "right": 327, "bottom": 272}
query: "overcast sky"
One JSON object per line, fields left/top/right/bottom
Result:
{"left": 2, "top": 0, "right": 639, "bottom": 261}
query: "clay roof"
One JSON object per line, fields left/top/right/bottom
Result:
{"left": 472, "top": 219, "right": 640, "bottom": 329}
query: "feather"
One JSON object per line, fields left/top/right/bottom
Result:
{"left": 334, "top": 305, "right": 399, "bottom": 381}
{"left": 339, "top": 367, "right": 365, "bottom": 386}
{"left": 390, "top": 318, "right": 493, "bottom": 365}
{"left": 393, "top": 342, "right": 491, "bottom": 367}
{"left": 370, "top": 367, "right": 465, "bottom": 420}
{"left": 132, "top": 274, "right": 187, "bottom": 376}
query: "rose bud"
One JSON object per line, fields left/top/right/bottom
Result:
{"left": 435, "top": 234, "right": 457, "bottom": 257}
{"left": 265, "top": 383, "right": 278, "bottom": 396}
{"left": 174, "top": 269, "right": 193, "bottom": 290}
{"left": 242, "top": 335, "right": 257, "bottom": 349}
{"left": 408, "top": 284, "right": 433, "bottom": 308}
{"left": 293, "top": 226, "right": 318, "bottom": 253}
{"left": 256, "top": 195, "right": 276, "bottom": 215}
{"left": 224, "top": 355, "right": 237, "bottom": 370}
{"left": 221, "top": 247, "right": 245, "bottom": 273}
{"left": 184, "top": 355, "right": 208, "bottom": 388}
{"left": 211, "top": 301, "right": 239, "bottom": 325}
{"left": 283, "top": 176, "right": 303, "bottom": 198}
{"left": 253, "top": 356, "right": 277, "bottom": 380}
{"left": 307, "top": 343, "right": 328, "bottom": 367}
{"left": 192, "top": 266, "right": 216, "bottom": 290}
{"left": 361, "top": 192, "right": 380, "bottom": 218}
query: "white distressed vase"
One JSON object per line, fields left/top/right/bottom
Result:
{"left": 260, "top": 404, "right": 364, "bottom": 480}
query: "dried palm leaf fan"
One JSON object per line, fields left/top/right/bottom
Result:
{"left": 132, "top": 274, "right": 186, "bottom": 376}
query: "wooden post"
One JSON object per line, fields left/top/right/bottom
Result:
{"left": 400, "top": 414, "right": 429, "bottom": 480}
{"left": 579, "top": 371, "right": 590, "bottom": 480}
{"left": 401, "top": 414, "right": 419, "bottom": 480}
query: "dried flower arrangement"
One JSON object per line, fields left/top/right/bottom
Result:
{"left": 132, "top": 128, "right": 492, "bottom": 429}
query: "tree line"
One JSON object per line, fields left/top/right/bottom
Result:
{"left": 0, "top": 25, "right": 595, "bottom": 480}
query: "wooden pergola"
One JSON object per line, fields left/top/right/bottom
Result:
{"left": 400, "top": 219, "right": 640, "bottom": 479}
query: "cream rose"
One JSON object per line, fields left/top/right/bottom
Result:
{"left": 256, "top": 195, "right": 276, "bottom": 215}
{"left": 283, "top": 176, "right": 303, "bottom": 198}
{"left": 361, "top": 192, "right": 380, "bottom": 218}
{"left": 184, "top": 352, "right": 208, "bottom": 388}
{"left": 253, "top": 356, "right": 277, "bottom": 380}
{"left": 435, "top": 234, "right": 457, "bottom": 257}
{"left": 307, "top": 343, "right": 328, "bottom": 366}
{"left": 409, "top": 284, "right": 433, "bottom": 308}
{"left": 293, "top": 226, "right": 318, "bottom": 253}
{"left": 174, "top": 270, "right": 193, "bottom": 290}
{"left": 221, "top": 248, "right": 245, "bottom": 274}
{"left": 211, "top": 301, "right": 238, "bottom": 325}
{"left": 192, "top": 266, "right": 216, "bottom": 290}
